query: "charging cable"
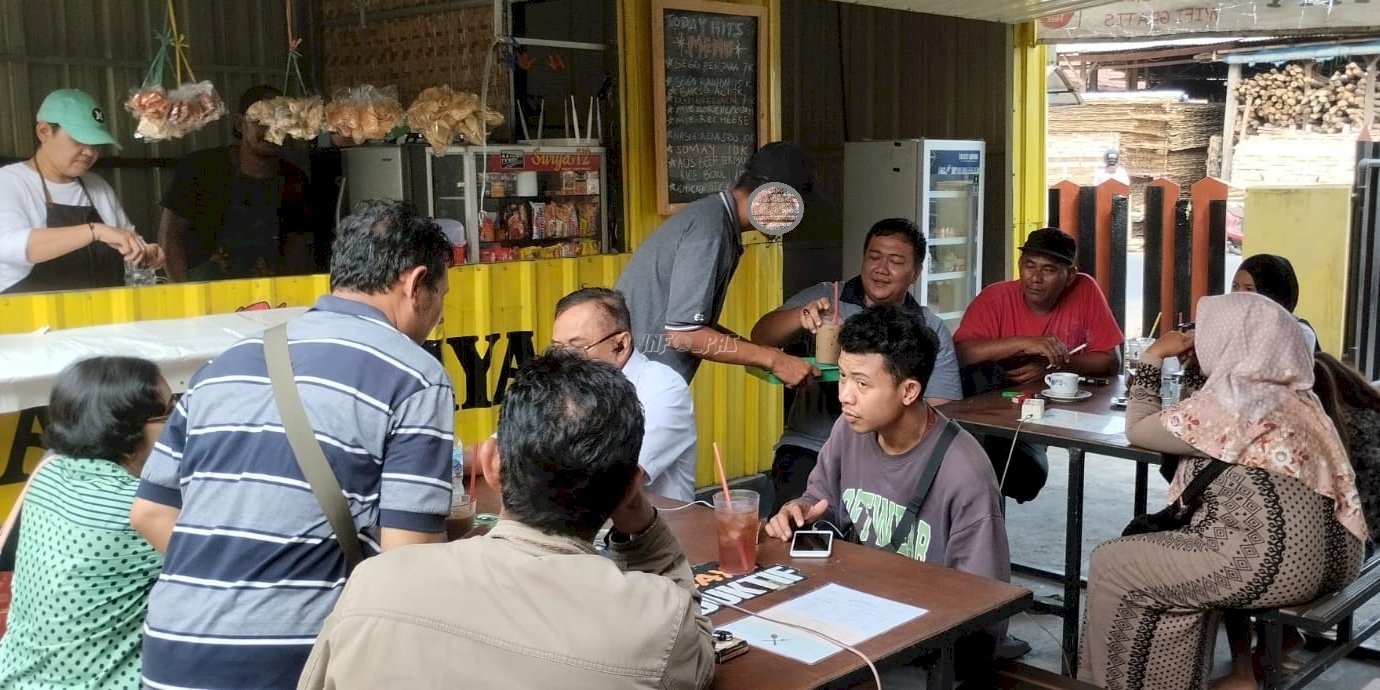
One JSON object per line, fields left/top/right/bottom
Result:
{"left": 723, "top": 602, "right": 882, "bottom": 689}
{"left": 661, "top": 500, "right": 714, "bottom": 512}
{"left": 999, "top": 417, "right": 1032, "bottom": 496}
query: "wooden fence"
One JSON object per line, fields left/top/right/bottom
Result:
{"left": 1048, "top": 178, "right": 1228, "bottom": 336}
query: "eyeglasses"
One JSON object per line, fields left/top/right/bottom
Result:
{"left": 146, "top": 398, "right": 175, "bottom": 425}
{"left": 556, "top": 330, "right": 624, "bottom": 353}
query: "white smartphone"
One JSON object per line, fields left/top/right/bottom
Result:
{"left": 789, "top": 529, "right": 834, "bottom": 558}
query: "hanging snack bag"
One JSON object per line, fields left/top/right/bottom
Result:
{"left": 246, "top": 96, "right": 326, "bottom": 145}
{"left": 325, "top": 85, "right": 405, "bottom": 145}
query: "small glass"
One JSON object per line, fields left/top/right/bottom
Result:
{"left": 1124, "top": 337, "right": 1153, "bottom": 375}
{"left": 124, "top": 263, "right": 158, "bottom": 287}
{"left": 445, "top": 494, "right": 476, "bottom": 541}
{"left": 712, "top": 489, "right": 760, "bottom": 575}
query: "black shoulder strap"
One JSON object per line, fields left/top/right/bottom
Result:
{"left": 887, "top": 420, "right": 961, "bottom": 552}
{"left": 1177, "top": 459, "right": 1229, "bottom": 507}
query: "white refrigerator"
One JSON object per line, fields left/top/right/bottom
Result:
{"left": 843, "top": 139, "right": 985, "bottom": 330}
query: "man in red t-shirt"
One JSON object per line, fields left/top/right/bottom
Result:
{"left": 954, "top": 227, "right": 1122, "bottom": 385}
{"left": 950, "top": 228, "right": 1123, "bottom": 503}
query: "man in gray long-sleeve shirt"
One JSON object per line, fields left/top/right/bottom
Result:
{"left": 766, "top": 304, "right": 1009, "bottom": 682}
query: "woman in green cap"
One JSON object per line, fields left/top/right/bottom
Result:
{"left": 0, "top": 88, "right": 163, "bottom": 293}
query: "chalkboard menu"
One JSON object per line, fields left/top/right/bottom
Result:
{"left": 653, "top": 0, "right": 766, "bottom": 214}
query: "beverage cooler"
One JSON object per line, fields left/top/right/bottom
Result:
{"left": 842, "top": 139, "right": 985, "bottom": 330}
{"left": 342, "top": 144, "right": 609, "bottom": 264}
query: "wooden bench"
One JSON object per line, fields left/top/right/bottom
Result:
{"left": 994, "top": 661, "right": 1100, "bottom": 689}
{"left": 1255, "top": 555, "right": 1380, "bottom": 689}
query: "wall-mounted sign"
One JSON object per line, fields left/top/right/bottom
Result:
{"left": 1037, "top": 1, "right": 1380, "bottom": 41}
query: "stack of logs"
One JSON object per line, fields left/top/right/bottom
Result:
{"left": 1237, "top": 61, "right": 1377, "bottom": 135}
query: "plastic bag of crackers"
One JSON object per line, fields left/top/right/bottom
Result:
{"left": 405, "top": 86, "right": 505, "bottom": 154}
{"left": 325, "top": 85, "right": 405, "bottom": 145}
{"left": 126, "top": 81, "right": 226, "bottom": 141}
{"left": 246, "top": 96, "right": 326, "bottom": 145}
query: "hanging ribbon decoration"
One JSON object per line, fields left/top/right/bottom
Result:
{"left": 166, "top": 0, "right": 197, "bottom": 83}
{"left": 283, "top": 0, "right": 308, "bottom": 96}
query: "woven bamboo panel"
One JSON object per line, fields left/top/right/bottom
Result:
{"left": 322, "top": 4, "right": 508, "bottom": 113}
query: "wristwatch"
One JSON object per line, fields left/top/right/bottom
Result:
{"left": 606, "top": 508, "right": 659, "bottom": 546}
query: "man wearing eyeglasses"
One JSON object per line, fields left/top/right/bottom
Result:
{"left": 552, "top": 287, "right": 697, "bottom": 501}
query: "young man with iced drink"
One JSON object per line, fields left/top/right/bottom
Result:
{"left": 766, "top": 304, "right": 1009, "bottom": 681}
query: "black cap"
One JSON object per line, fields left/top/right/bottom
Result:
{"left": 745, "top": 141, "right": 813, "bottom": 194}
{"left": 1019, "top": 228, "right": 1077, "bottom": 265}
{"left": 1104, "top": 150, "right": 1119, "bottom": 164}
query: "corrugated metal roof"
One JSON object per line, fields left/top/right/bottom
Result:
{"left": 826, "top": 0, "right": 1118, "bottom": 24}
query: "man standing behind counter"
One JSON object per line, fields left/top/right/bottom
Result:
{"left": 614, "top": 142, "right": 817, "bottom": 387}
{"left": 158, "top": 84, "right": 312, "bottom": 281}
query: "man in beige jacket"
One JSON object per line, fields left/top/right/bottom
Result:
{"left": 297, "top": 351, "right": 716, "bottom": 690}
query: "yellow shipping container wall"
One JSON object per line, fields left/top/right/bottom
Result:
{"left": 0, "top": 0, "right": 789, "bottom": 509}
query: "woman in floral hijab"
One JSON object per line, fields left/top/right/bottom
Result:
{"left": 1080, "top": 292, "right": 1364, "bottom": 690}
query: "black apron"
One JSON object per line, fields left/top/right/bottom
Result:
{"left": 3, "top": 165, "right": 123, "bottom": 293}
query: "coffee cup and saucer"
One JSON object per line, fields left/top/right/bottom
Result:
{"left": 1042, "top": 372, "right": 1092, "bottom": 402}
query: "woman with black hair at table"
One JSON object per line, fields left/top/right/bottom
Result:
{"left": 0, "top": 356, "right": 169, "bottom": 687}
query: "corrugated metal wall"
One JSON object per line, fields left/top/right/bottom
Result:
{"left": 780, "top": 0, "right": 1012, "bottom": 293}
{"left": 0, "top": 0, "right": 293, "bottom": 237}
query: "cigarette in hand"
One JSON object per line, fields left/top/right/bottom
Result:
{"left": 1048, "top": 343, "right": 1088, "bottom": 369}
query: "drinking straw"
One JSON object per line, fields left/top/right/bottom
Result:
{"left": 712, "top": 442, "right": 754, "bottom": 569}
{"left": 1149, "top": 311, "right": 1162, "bottom": 337}
{"left": 832, "top": 281, "right": 841, "bottom": 325}
{"left": 468, "top": 442, "right": 478, "bottom": 497}
{"left": 712, "top": 442, "right": 732, "bottom": 503}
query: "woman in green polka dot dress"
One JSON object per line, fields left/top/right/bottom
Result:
{"left": 0, "top": 357, "right": 168, "bottom": 688}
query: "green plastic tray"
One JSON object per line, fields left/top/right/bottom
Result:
{"left": 747, "top": 356, "right": 840, "bottom": 385}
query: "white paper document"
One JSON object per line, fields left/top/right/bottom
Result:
{"left": 1036, "top": 409, "right": 1126, "bottom": 436}
{"left": 719, "top": 583, "right": 927, "bottom": 664}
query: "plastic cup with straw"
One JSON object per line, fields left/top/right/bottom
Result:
{"left": 712, "top": 442, "right": 756, "bottom": 574}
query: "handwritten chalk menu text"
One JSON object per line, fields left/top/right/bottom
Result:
{"left": 653, "top": 0, "right": 765, "bottom": 214}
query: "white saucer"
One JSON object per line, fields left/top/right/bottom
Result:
{"left": 1042, "top": 388, "right": 1092, "bottom": 402}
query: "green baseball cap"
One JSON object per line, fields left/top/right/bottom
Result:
{"left": 36, "top": 89, "right": 120, "bottom": 150}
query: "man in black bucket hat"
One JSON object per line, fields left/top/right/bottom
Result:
{"left": 615, "top": 141, "right": 818, "bottom": 386}
{"left": 949, "top": 227, "right": 1123, "bottom": 503}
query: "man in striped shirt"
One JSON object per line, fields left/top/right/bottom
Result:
{"left": 130, "top": 199, "right": 455, "bottom": 689}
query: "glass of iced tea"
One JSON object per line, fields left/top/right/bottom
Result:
{"left": 712, "top": 489, "right": 760, "bottom": 575}
{"left": 445, "top": 494, "right": 476, "bottom": 541}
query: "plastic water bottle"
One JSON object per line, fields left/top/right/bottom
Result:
{"left": 1161, "top": 356, "right": 1182, "bottom": 406}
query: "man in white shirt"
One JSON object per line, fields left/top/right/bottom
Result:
{"left": 552, "top": 287, "right": 698, "bottom": 501}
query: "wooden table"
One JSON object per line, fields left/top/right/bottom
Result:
{"left": 940, "top": 378, "right": 1171, "bottom": 675}
{"left": 467, "top": 481, "right": 1032, "bottom": 689}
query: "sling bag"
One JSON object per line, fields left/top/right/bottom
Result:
{"left": 840, "top": 419, "right": 961, "bottom": 551}
{"left": 263, "top": 324, "right": 365, "bottom": 574}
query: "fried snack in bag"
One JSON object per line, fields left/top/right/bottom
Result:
{"left": 246, "top": 96, "right": 326, "bottom": 145}
{"left": 406, "top": 86, "right": 506, "bottom": 154}
{"left": 126, "top": 81, "right": 225, "bottom": 141}
{"left": 325, "top": 85, "right": 404, "bottom": 145}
